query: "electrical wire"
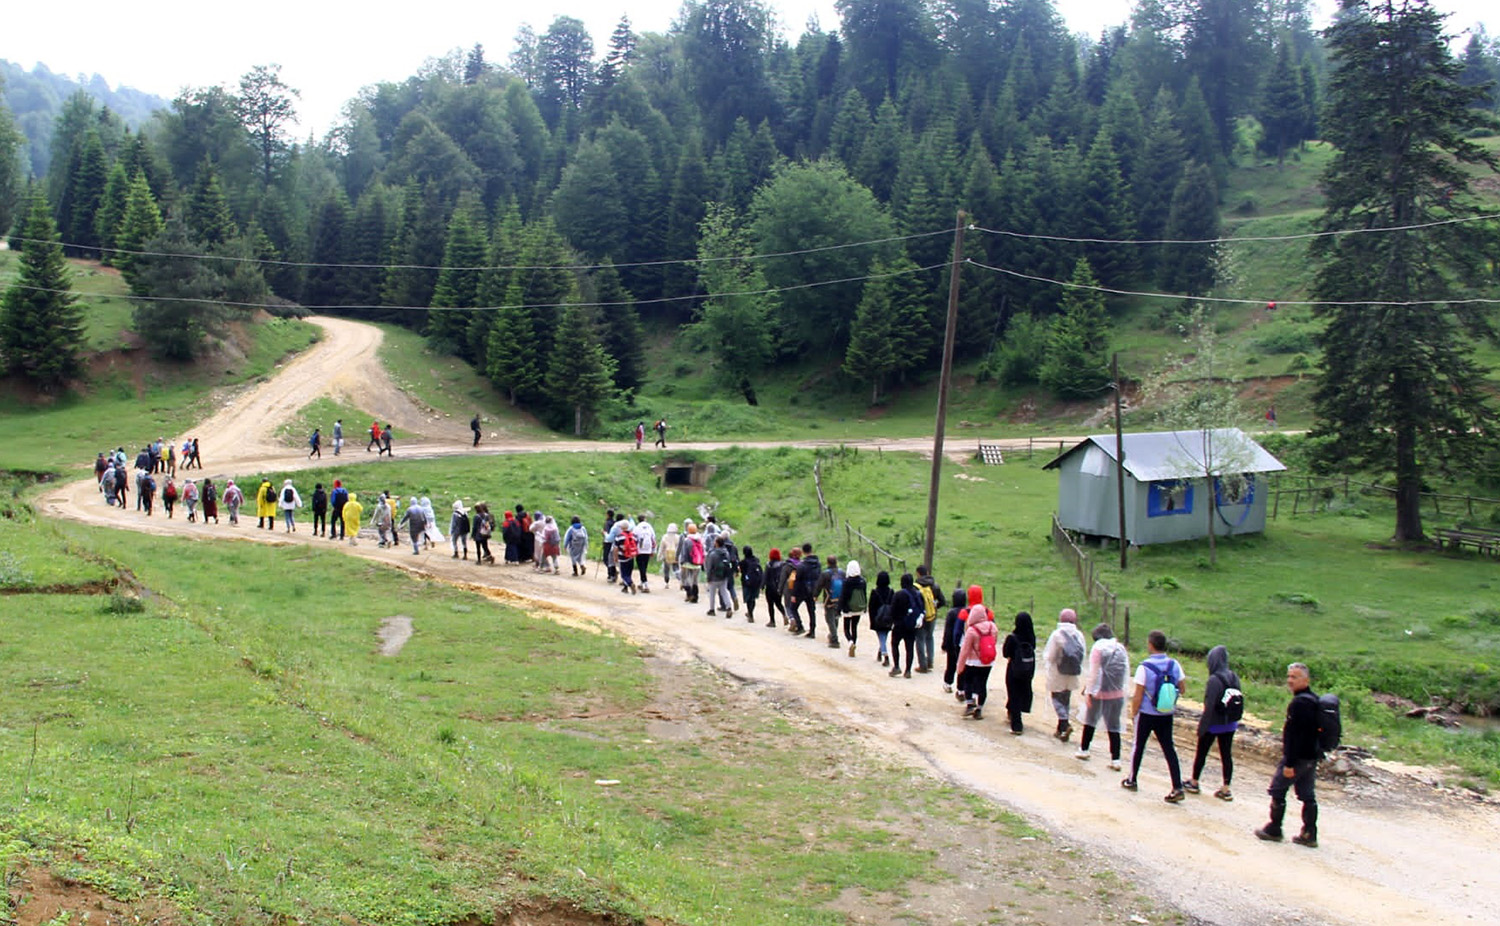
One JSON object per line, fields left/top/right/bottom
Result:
{"left": 6, "top": 260, "right": 952, "bottom": 315}
{"left": 964, "top": 258, "right": 1500, "bottom": 308}
{"left": 969, "top": 212, "right": 1500, "bottom": 246}
{"left": 4, "top": 227, "right": 954, "bottom": 273}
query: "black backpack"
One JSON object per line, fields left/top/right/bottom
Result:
{"left": 283, "top": 486, "right": 295, "bottom": 504}
{"left": 741, "top": 558, "right": 763, "bottom": 587}
{"left": 1216, "top": 671, "right": 1245, "bottom": 724}
{"left": 1317, "top": 693, "right": 1342, "bottom": 756}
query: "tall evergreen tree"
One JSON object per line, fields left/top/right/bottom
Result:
{"left": 1160, "top": 161, "right": 1221, "bottom": 295}
{"left": 92, "top": 162, "right": 130, "bottom": 264}
{"left": 1078, "top": 130, "right": 1140, "bottom": 287}
{"left": 690, "top": 203, "right": 776, "bottom": 404}
{"left": 63, "top": 131, "right": 108, "bottom": 256}
{"left": 486, "top": 218, "right": 577, "bottom": 405}
{"left": 663, "top": 135, "right": 712, "bottom": 302}
{"left": 1038, "top": 258, "right": 1111, "bottom": 399}
{"left": 186, "top": 159, "right": 239, "bottom": 246}
{"left": 1258, "top": 42, "right": 1308, "bottom": 164}
{"left": 590, "top": 262, "right": 647, "bottom": 396}
{"left": 426, "top": 204, "right": 488, "bottom": 357}
{"left": 0, "top": 196, "right": 87, "bottom": 390}
{"left": 302, "top": 192, "right": 353, "bottom": 308}
{"left": 550, "top": 303, "right": 617, "bottom": 435}
{"left": 114, "top": 172, "right": 164, "bottom": 287}
{"left": 1311, "top": 0, "right": 1500, "bottom": 542}
{"left": 843, "top": 255, "right": 932, "bottom": 401}
{"left": 0, "top": 98, "right": 23, "bottom": 238}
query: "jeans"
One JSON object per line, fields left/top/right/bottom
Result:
{"left": 1051, "top": 690, "right": 1073, "bottom": 721}
{"left": 283, "top": 509, "right": 296, "bottom": 530}
{"left": 824, "top": 604, "right": 841, "bottom": 643}
{"left": 1129, "top": 712, "right": 1183, "bottom": 789}
{"left": 916, "top": 620, "right": 936, "bottom": 670}
{"left": 706, "top": 579, "right": 732, "bottom": 611}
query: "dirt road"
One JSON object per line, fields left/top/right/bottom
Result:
{"left": 41, "top": 316, "right": 1500, "bottom": 926}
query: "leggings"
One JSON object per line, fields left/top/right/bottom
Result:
{"left": 842, "top": 613, "right": 859, "bottom": 645}
{"left": 964, "top": 664, "right": 992, "bottom": 706}
{"left": 474, "top": 535, "right": 492, "bottom": 561}
{"left": 890, "top": 629, "right": 916, "bottom": 672}
{"left": 313, "top": 511, "right": 326, "bottom": 534}
{"left": 636, "top": 552, "right": 652, "bottom": 583}
{"left": 765, "top": 587, "right": 785, "bottom": 622}
{"left": 1079, "top": 725, "right": 1123, "bottom": 760}
{"left": 1191, "top": 730, "right": 1236, "bottom": 785}
{"left": 1129, "top": 712, "right": 1183, "bottom": 788}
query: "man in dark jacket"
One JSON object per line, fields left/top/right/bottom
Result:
{"left": 311, "top": 482, "right": 329, "bottom": 536}
{"left": 794, "top": 546, "right": 821, "bottom": 638}
{"left": 1256, "top": 662, "right": 1321, "bottom": 847}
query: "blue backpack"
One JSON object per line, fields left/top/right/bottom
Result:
{"left": 1145, "top": 659, "right": 1180, "bottom": 713}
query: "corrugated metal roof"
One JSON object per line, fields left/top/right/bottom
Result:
{"left": 1042, "top": 428, "right": 1287, "bottom": 482}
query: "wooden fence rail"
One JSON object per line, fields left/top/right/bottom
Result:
{"left": 1269, "top": 473, "right": 1500, "bottom": 520}
{"left": 1051, "top": 515, "right": 1127, "bottom": 644}
{"left": 813, "top": 456, "right": 907, "bottom": 573}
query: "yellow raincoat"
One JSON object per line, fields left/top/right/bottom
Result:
{"left": 256, "top": 480, "right": 276, "bottom": 519}
{"left": 342, "top": 493, "right": 363, "bottom": 536}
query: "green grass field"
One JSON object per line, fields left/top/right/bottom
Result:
{"left": 0, "top": 253, "right": 136, "bottom": 351}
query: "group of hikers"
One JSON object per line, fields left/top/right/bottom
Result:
{"left": 94, "top": 440, "right": 209, "bottom": 518}
{"left": 86, "top": 443, "right": 1329, "bottom": 848}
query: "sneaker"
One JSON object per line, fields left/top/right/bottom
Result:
{"left": 1009, "top": 728, "right": 1023, "bottom": 736}
{"left": 1214, "top": 787, "right": 1234, "bottom": 802}
{"left": 972, "top": 708, "right": 982, "bottom": 720}
{"left": 848, "top": 643, "right": 856, "bottom": 657}
{"left": 1164, "top": 789, "right": 1185, "bottom": 803}
{"left": 1291, "top": 832, "right": 1318, "bottom": 849}
{"left": 888, "top": 668, "right": 901, "bottom": 678}
{"left": 827, "top": 641, "right": 840, "bottom": 649}
{"left": 903, "top": 669, "right": 911, "bottom": 678}
{"left": 1120, "top": 779, "right": 1138, "bottom": 791}
{"left": 1254, "top": 826, "right": 1284, "bottom": 842}
{"left": 706, "top": 609, "right": 716, "bottom": 616}
{"left": 954, "top": 691, "right": 966, "bottom": 702}
{"left": 963, "top": 702, "right": 976, "bottom": 717}
{"left": 1108, "top": 759, "right": 1121, "bottom": 771}
{"left": 1183, "top": 780, "right": 1201, "bottom": 795}
{"left": 1075, "top": 749, "right": 1090, "bottom": 760}
{"left": 942, "top": 683, "right": 952, "bottom": 693}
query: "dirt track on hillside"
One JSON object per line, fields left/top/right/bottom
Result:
{"left": 41, "top": 316, "right": 1500, "bottom": 926}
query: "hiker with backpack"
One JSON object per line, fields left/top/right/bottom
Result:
{"left": 222, "top": 479, "right": 243, "bottom": 525}
{"left": 450, "top": 501, "right": 471, "bottom": 560}
{"left": 781, "top": 548, "right": 803, "bottom": 633}
{"left": 162, "top": 476, "right": 178, "bottom": 518}
{"left": 867, "top": 570, "right": 895, "bottom": 666}
{"left": 704, "top": 535, "right": 736, "bottom": 614}
{"left": 738, "top": 547, "right": 763, "bottom": 623}
{"left": 471, "top": 504, "right": 495, "bottom": 563}
{"left": 342, "top": 493, "right": 363, "bottom": 546}
{"left": 256, "top": 478, "right": 277, "bottom": 530}
{"left": 913, "top": 566, "right": 945, "bottom": 673}
{"left": 613, "top": 518, "right": 640, "bottom": 592}
{"left": 329, "top": 480, "right": 349, "bottom": 540}
{"left": 309, "top": 428, "right": 322, "bottom": 459}
{"left": 1186, "top": 645, "right": 1243, "bottom": 801}
{"left": 201, "top": 478, "right": 218, "bottom": 524}
{"left": 631, "top": 515, "right": 657, "bottom": 592}
{"left": 761, "top": 549, "right": 786, "bottom": 627}
{"left": 1002, "top": 611, "right": 1037, "bottom": 734}
{"left": 653, "top": 418, "right": 667, "bottom": 448}
{"left": 277, "top": 480, "right": 303, "bottom": 532}
{"left": 182, "top": 478, "right": 199, "bottom": 523}
{"left": 887, "top": 573, "right": 923, "bottom": 678}
{"left": 1122, "top": 630, "right": 1188, "bottom": 803}
{"left": 816, "top": 556, "right": 846, "bottom": 647}
{"left": 1256, "top": 662, "right": 1326, "bottom": 848}
{"left": 398, "top": 496, "right": 429, "bottom": 555}
{"left": 837, "top": 560, "right": 868, "bottom": 657}
{"left": 677, "top": 521, "right": 704, "bottom": 603}
{"left": 660, "top": 522, "right": 680, "bottom": 588}
{"left": 1075, "top": 623, "right": 1130, "bottom": 769}
{"left": 941, "top": 583, "right": 969, "bottom": 696}
{"left": 1042, "top": 608, "right": 1088, "bottom": 742}
{"left": 956, "top": 587, "right": 1000, "bottom": 718}
{"left": 563, "top": 516, "right": 588, "bottom": 575}
{"left": 311, "top": 483, "right": 329, "bottom": 536}
{"left": 367, "top": 421, "right": 382, "bottom": 452}
{"left": 793, "top": 546, "right": 822, "bottom": 638}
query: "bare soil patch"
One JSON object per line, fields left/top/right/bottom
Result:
{"left": 9, "top": 867, "right": 181, "bottom": 926}
{"left": 376, "top": 614, "right": 414, "bottom": 655}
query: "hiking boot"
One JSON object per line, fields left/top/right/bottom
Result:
{"left": 903, "top": 669, "right": 911, "bottom": 679}
{"left": 1214, "top": 787, "right": 1234, "bottom": 802}
{"left": 747, "top": 615, "right": 754, "bottom": 623}
{"left": 1254, "top": 826, "right": 1284, "bottom": 842}
{"left": 1291, "top": 832, "right": 1318, "bottom": 848}
{"left": 1120, "top": 779, "right": 1138, "bottom": 792}
{"left": 827, "top": 640, "right": 839, "bottom": 649}
{"left": 1183, "top": 780, "right": 1201, "bottom": 795}
{"left": 963, "top": 702, "right": 976, "bottom": 717}
{"left": 972, "top": 708, "right": 982, "bottom": 719}
{"left": 888, "top": 667, "right": 901, "bottom": 678}
{"left": 1164, "top": 789, "right": 1186, "bottom": 804}
{"left": 706, "top": 609, "right": 716, "bottom": 616}
{"left": 848, "top": 642, "right": 856, "bottom": 657}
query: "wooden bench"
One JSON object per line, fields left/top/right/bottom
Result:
{"left": 1433, "top": 527, "right": 1500, "bottom": 558}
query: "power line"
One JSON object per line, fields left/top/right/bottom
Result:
{"left": 964, "top": 257, "right": 1500, "bottom": 308}
{"left": 5, "top": 227, "right": 953, "bottom": 274}
{"left": 969, "top": 212, "right": 1500, "bottom": 247}
{"left": 9, "top": 260, "right": 952, "bottom": 315}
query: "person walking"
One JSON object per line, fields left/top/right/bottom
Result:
{"left": 914, "top": 565, "right": 945, "bottom": 673}
{"left": 182, "top": 478, "right": 199, "bottom": 523}
{"left": 308, "top": 428, "right": 322, "bottom": 459}
{"left": 471, "top": 503, "right": 494, "bottom": 563}
{"left": 564, "top": 516, "right": 588, "bottom": 575}
{"left": 887, "top": 573, "right": 921, "bottom": 678}
{"left": 311, "top": 483, "right": 329, "bottom": 536}
{"left": 837, "top": 560, "right": 868, "bottom": 656}
{"left": 222, "top": 479, "right": 243, "bottom": 526}
{"left": 1122, "top": 629, "right": 1188, "bottom": 803}
{"left": 762, "top": 548, "right": 786, "bottom": 627}
{"left": 1042, "top": 608, "right": 1088, "bottom": 742}
{"left": 659, "top": 522, "right": 680, "bottom": 589}
{"left": 1186, "top": 645, "right": 1243, "bottom": 801}
{"left": 631, "top": 515, "right": 656, "bottom": 592}
{"left": 398, "top": 496, "right": 428, "bottom": 555}
{"left": 941, "top": 583, "right": 969, "bottom": 697}
{"left": 471, "top": 413, "right": 482, "bottom": 447}
{"left": 793, "top": 547, "right": 821, "bottom": 638}
{"left": 677, "top": 522, "right": 704, "bottom": 603}
{"left": 1076, "top": 623, "right": 1130, "bottom": 769}
{"left": 739, "top": 546, "right": 763, "bottom": 623}
{"left": 329, "top": 480, "right": 348, "bottom": 540}
{"left": 633, "top": 421, "right": 645, "bottom": 450}
{"left": 421, "top": 498, "right": 444, "bottom": 549}
{"left": 332, "top": 419, "right": 343, "bottom": 455}
{"left": 278, "top": 480, "right": 302, "bottom": 532}
{"left": 614, "top": 518, "right": 639, "bottom": 592}
{"left": 1256, "top": 663, "right": 1321, "bottom": 847}
{"left": 868, "top": 570, "right": 895, "bottom": 666}
{"left": 704, "top": 536, "right": 735, "bottom": 615}
{"left": 653, "top": 418, "right": 667, "bottom": 448}
{"left": 367, "top": 421, "right": 382, "bottom": 452}
{"left": 256, "top": 478, "right": 276, "bottom": 530}
{"left": 165, "top": 442, "right": 176, "bottom": 478}
{"left": 956, "top": 587, "right": 999, "bottom": 719}
{"left": 541, "top": 516, "right": 562, "bottom": 573}
{"left": 188, "top": 438, "right": 202, "bottom": 469}
{"left": 372, "top": 492, "right": 394, "bottom": 547}
{"left": 450, "top": 501, "right": 471, "bottom": 560}
{"left": 780, "top": 549, "right": 802, "bottom": 633}
{"left": 342, "top": 492, "right": 363, "bottom": 546}
{"left": 1002, "top": 612, "right": 1037, "bottom": 735}
{"left": 816, "top": 556, "right": 846, "bottom": 647}
{"left": 379, "top": 424, "right": 394, "bottom": 457}
{"left": 201, "top": 478, "right": 218, "bottom": 524}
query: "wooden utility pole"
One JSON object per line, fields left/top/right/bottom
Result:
{"left": 1113, "top": 352, "right": 1128, "bottom": 570}
{"left": 923, "top": 210, "right": 966, "bottom": 572}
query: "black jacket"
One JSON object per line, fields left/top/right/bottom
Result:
{"left": 1283, "top": 689, "right": 1322, "bottom": 764}
{"left": 794, "top": 557, "right": 821, "bottom": 601}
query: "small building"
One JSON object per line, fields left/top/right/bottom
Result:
{"left": 1043, "top": 429, "right": 1286, "bottom": 546}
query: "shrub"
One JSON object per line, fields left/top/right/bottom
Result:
{"left": 1254, "top": 327, "right": 1316, "bottom": 354}
{"left": 1272, "top": 591, "right": 1320, "bottom": 610}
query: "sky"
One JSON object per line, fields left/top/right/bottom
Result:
{"left": 2, "top": 0, "right": 1495, "bottom": 138}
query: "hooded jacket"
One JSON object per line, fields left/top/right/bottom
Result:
{"left": 343, "top": 493, "right": 363, "bottom": 532}
{"left": 942, "top": 585, "right": 969, "bottom": 654}
{"left": 957, "top": 586, "right": 999, "bottom": 667}
{"left": 256, "top": 480, "right": 276, "bottom": 517}
{"left": 867, "top": 571, "right": 895, "bottom": 630}
{"left": 837, "top": 560, "right": 867, "bottom": 613}
{"left": 631, "top": 519, "right": 657, "bottom": 555}
{"left": 278, "top": 481, "right": 302, "bottom": 511}
{"left": 661, "top": 525, "right": 680, "bottom": 564}
{"left": 891, "top": 574, "right": 922, "bottom": 631}
{"left": 1042, "top": 614, "right": 1089, "bottom": 692}
{"left": 1002, "top": 612, "right": 1038, "bottom": 713}
{"left": 1199, "top": 645, "right": 1243, "bottom": 735}
{"left": 1085, "top": 633, "right": 1130, "bottom": 700}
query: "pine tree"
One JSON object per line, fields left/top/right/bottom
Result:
{"left": 550, "top": 303, "right": 617, "bottom": 435}
{"left": 470, "top": 199, "right": 523, "bottom": 365}
{"left": 1258, "top": 43, "right": 1307, "bottom": 165}
{"left": 591, "top": 262, "right": 646, "bottom": 396}
{"left": 1160, "top": 161, "right": 1221, "bottom": 295}
{"left": 426, "top": 205, "right": 488, "bottom": 357}
{"left": 663, "top": 136, "right": 711, "bottom": 302}
{"left": 0, "top": 101, "right": 26, "bottom": 240}
{"left": 1311, "top": 0, "right": 1500, "bottom": 542}
{"left": 843, "top": 256, "right": 930, "bottom": 402}
{"left": 486, "top": 218, "right": 577, "bottom": 405}
{"left": 1079, "top": 130, "right": 1140, "bottom": 288}
{"left": 186, "top": 159, "right": 238, "bottom": 246}
{"left": 115, "top": 172, "right": 164, "bottom": 288}
{"left": 1038, "top": 258, "right": 1111, "bottom": 399}
{"left": 64, "top": 131, "right": 109, "bottom": 256}
{"left": 93, "top": 161, "right": 130, "bottom": 264}
{"left": 303, "top": 192, "right": 352, "bottom": 308}
{"left": 0, "top": 196, "right": 87, "bottom": 390}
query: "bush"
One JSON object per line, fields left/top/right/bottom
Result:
{"left": 1254, "top": 326, "right": 1316, "bottom": 354}
{"left": 1287, "top": 353, "right": 1311, "bottom": 372}
{"left": 992, "top": 312, "right": 1049, "bottom": 386}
